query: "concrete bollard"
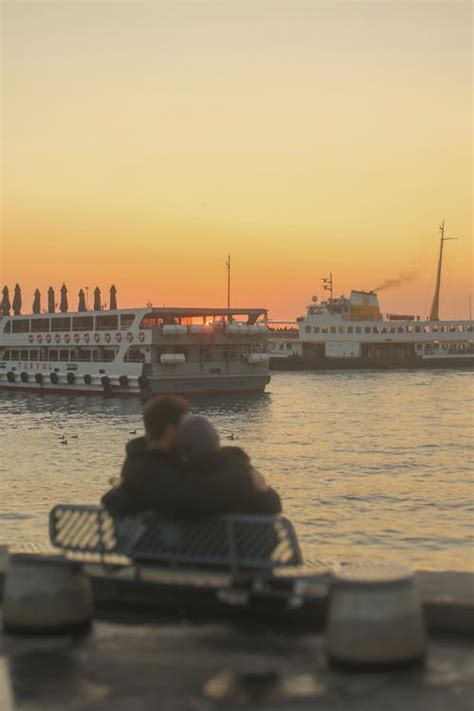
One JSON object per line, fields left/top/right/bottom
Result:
{"left": 3, "top": 552, "right": 94, "bottom": 634}
{"left": 326, "top": 562, "right": 426, "bottom": 669}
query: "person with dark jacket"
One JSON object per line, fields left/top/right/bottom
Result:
{"left": 173, "top": 414, "right": 282, "bottom": 515}
{"left": 102, "top": 394, "right": 189, "bottom": 515}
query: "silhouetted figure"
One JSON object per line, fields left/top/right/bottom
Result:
{"left": 1, "top": 286, "right": 10, "bottom": 316}
{"left": 48, "top": 287, "right": 56, "bottom": 313}
{"left": 33, "top": 289, "right": 41, "bottom": 314}
{"left": 78, "top": 289, "right": 87, "bottom": 312}
{"left": 110, "top": 284, "right": 117, "bottom": 310}
{"left": 94, "top": 287, "right": 101, "bottom": 311}
{"left": 12, "top": 284, "right": 22, "bottom": 315}
{"left": 59, "top": 284, "right": 68, "bottom": 313}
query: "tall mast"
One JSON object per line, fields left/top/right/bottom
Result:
{"left": 429, "top": 222, "right": 457, "bottom": 321}
{"left": 226, "top": 254, "right": 231, "bottom": 310}
{"left": 322, "top": 273, "right": 333, "bottom": 299}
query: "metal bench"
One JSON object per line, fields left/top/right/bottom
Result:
{"left": 49, "top": 504, "right": 303, "bottom": 577}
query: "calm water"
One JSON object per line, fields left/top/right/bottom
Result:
{"left": 0, "top": 371, "right": 473, "bottom": 571}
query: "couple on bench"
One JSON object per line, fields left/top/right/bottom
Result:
{"left": 102, "top": 395, "right": 282, "bottom": 518}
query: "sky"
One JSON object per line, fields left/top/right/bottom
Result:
{"left": 1, "top": 0, "right": 472, "bottom": 320}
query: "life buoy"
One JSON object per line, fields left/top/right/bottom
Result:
{"left": 84, "top": 333, "right": 90, "bottom": 344}
{"left": 35, "top": 373, "right": 43, "bottom": 385}
{"left": 7, "top": 371, "right": 16, "bottom": 383}
{"left": 28, "top": 335, "right": 34, "bottom": 344}
{"left": 67, "top": 372, "right": 75, "bottom": 385}
{"left": 46, "top": 334, "right": 52, "bottom": 344}
{"left": 101, "top": 375, "right": 111, "bottom": 391}
{"left": 20, "top": 372, "right": 28, "bottom": 383}
{"left": 50, "top": 372, "right": 59, "bottom": 385}
{"left": 94, "top": 333, "right": 100, "bottom": 343}
{"left": 64, "top": 334, "right": 70, "bottom": 344}
{"left": 126, "top": 332, "right": 133, "bottom": 343}
{"left": 73, "top": 333, "right": 80, "bottom": 344}
{"left": 116, "top": 332, "right": 122, "bottom": 343}
{"left": 105, "top": 333, "right": 111, "bottom": 343}
{"left": 138, "top": 331, "right": 145, "bottom": 343}
{"left": 84, "top": 373, "right": 92, "bottom": 385}
{"left": 37, "top": 335, "right": 43, "bottom": 344}
{"left": 55, "top": 334, "right": 60, "bottom": 344}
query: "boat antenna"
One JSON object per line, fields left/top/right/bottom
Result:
{"left": 226, "top": 254, "right": 231, "bottom": 311}
{"left": 322, "top": 273, "right": 333, "bottom": 299}
{"left": 429, "top": 222, "right": 457, "bottom": 321}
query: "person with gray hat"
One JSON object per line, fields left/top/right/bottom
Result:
{"left": 173, "top": 414, "right": 281, "bottom": 515}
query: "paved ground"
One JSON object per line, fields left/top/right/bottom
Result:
{"left": 1, "top": 619, "right": 473, "bottom": 710}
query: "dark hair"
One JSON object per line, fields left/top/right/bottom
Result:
{"left": 143, "top": 395, "right": 189, "bottom": 441}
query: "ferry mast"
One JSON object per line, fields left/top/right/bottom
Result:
{"left": 429, "top": 221, "right": 457, "bottom": 321}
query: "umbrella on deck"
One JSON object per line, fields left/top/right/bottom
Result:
{"left": 12, "top": 284, "right": 22, "bottom": 315}
{"left": 78, "top": 289, "right": 87, "bottom": 312}
{"left": 109, "top": 285, "right": 117, "bottom": 310}
{"left": 2, "top": 286, "right": 10, "bottom": 315}
{"left": 94, "top": 287, "right": 101, "bottom": 311}
{"left": 33, "top": 289, "right": 41, "bottom": 314}
{"left": 60, "top": 284, "right": 68, "bottom": 313}
{"left": 48, "top": 287, "right": 55, "bottom": 313}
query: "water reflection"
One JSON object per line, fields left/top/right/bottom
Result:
{"left": 0, "top": 371, "right": 473, "bottom": 571}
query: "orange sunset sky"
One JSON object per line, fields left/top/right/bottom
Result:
{"left": 1, "top": 1, "right": 472, "bottom": 320}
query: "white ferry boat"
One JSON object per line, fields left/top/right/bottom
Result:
{"left": 0, "top": 289, "right": 271, "bottom": 396}
{"left": 269, "top": 225, "right": 474, "bottom": 370}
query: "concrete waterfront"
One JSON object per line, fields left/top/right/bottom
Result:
{"left": 0, "top": 546, "right": 473, "bottom": 709}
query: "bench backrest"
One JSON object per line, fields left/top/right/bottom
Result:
{"left": 49, "top": 504, "right": 303, "bottom": 573}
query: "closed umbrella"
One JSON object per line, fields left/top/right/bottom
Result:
{"left": 48, "top": 287, "right": 55, "bottom": 313}
{"left": 109, "top": 284, "right": 117, "bottom": 310}
{"left": 60, "top": 284, "right": 68, "bottom": 313}
{"left": 94, "top": 287, "right": 101, "bottom": 311}
{"left": 33, "top": 289, "right": 41, "bottom": 314}
{"left": 78, "top": 289, "right": 87, "bottom": 312}
{"left": 12, "top": 284, "right": 22, "bottom": 315}
{"left": 1, "top": 286, "right": 10, "bottom": 315}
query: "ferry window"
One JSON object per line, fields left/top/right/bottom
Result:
{"left": 51, "top": 317, "right": 71, "bottom": 332}
{"left": 120, "top": 314, "right": 135, "bottom": 329}
{"left": 313, "top": 327, "right": 320, "bottom": 333}
{"left": 59, "top": 350, "right": 69, "bottom": 361}
{"left": 3, "top": 321, "right": 11, "bottom": 333}
{"left": 457, "top": 325, "right": 464, "bottom": 332}
{"left": 20, "top": 350, "right": 28, "bottom": 360}
{"left": 322, "top": 327, "right": 328, "bottom": 334}
{"left": 101, "top": 349, "right": 116, "bottom": 362}
{"left": 347, "top": 326, "right": 353, "bottom": 334}
{"left": 2, "top": 350, "right": 10, "bottom": 359}
{"left": 365, "top": 327, "right": 371, "bottom": 334}
{"left": 390, "top": 326, "right": 396, "bottom": 333}
{"left": 330, "top": 327, "right": 336, "bottom": 334}
{"left": 449, "top": 325, "right": 456, "bottom": 332}
{"left": 12, "top": 320, "right": 29, "bottom": 333}
{"left": 49, "top": 350, "right": 58, "bottom": 361}
{"left": 415, "top": 326, "right": 421, "bottom": 333}
{"left": 398, "top": 327, "right": 404, "bottom": 333}
{"left": 96, "top": 315, "right": 118, "bottom": 330}
{"left": 124, "top": 348, "right": 144, "bottom": 362}
{"left": 31, "top": 318, "right": 49, "bottom": 332}
{"left": 30, "top": 350, "right": 38, "bottom": 360}
{"left": 73, "top": 316, "right": 93, "bottom": 331}
{"left": 381, "top": 327, "right": 387, "bottom": 334}
{"left": 79, "top": 351, "right": 92, "bottom": 361}
{"left": 355, "top": 327, "right": 362, "bottom": 334}
{"left": 11, "top": 350, "right": 19, "bottom": 360}
{"left": 141, "top": 316, "right": 162, "bottom": 329}
{"left": 407, "top": 326, "right": 414, "bottom": 333}
{"left": 372, "top": 327, "right": 378, "bottom": 334}
{"left": 432, "top": 326, "right": 438, "bottom": 332}
{"left": 305, "top": 326, "right": 311, "bottom": 334}
{"left": 339, "top": 327, "right": 345, "bottom": 334}
{"left": 423, "top": 326, "right": 431, "bottom": 333}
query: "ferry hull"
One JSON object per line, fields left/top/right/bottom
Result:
{"left": 0, "top": 375, "right": 271, "bottom": 398}
{"left": 270, "top": 355, "right": 474, "bottom": 371}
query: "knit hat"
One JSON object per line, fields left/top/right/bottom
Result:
{"left": 175, "top": 414, "right": 220, "bottom": 460}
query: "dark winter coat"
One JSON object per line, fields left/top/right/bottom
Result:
{"left": 102, "top": 438, "right": 281, "bottom": 517}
